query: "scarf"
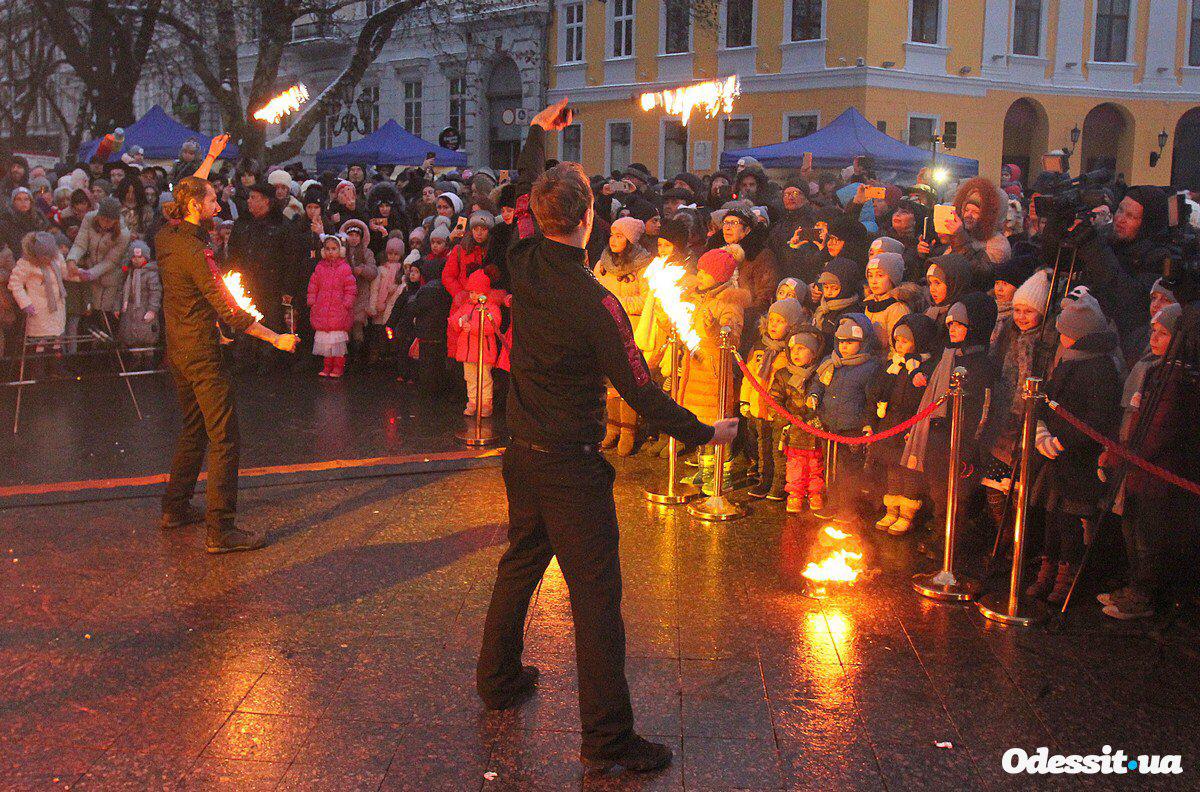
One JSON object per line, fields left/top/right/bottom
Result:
{"left": 811, "top": 293, "right": 858, "bottom": 330}
{"left": 1000, "top": 325, "right": 1038, "bottom": 417}
{"left": 37, "top": 257, "right": 66, "bottom": 314}
{"left": 992, "top": 300, "right": 1013, "bottom": 344}
{"left": 863, "top": 295, "right": 897, "bottom": 314}
{"left": 786, "top": 359, "right": 820, "bottom": 392}
{"left": 902, "top": 343, "right": 985, "bottom": 472}
{"left": 816, "top": 344, "right": 873, "bottom": 386}
{"left": 886, "top": 351, "right": 929, "bottom": 376}
{"left": 755, "top": 331, "right": 790, "bottom": 381}
{"left": 122, "top": 265, "right": 152, "bottom": 311}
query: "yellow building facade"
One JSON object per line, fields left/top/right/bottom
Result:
{"left": 546, "top": 0, "right": 1200, "bottom": 188}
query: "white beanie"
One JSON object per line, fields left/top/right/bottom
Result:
{"left": 1012, "top": 269, "right": 1051, "bottom": 315}
{"left": 267, "top": 169, "right": 292, "bottom": 188}
{"left": 438, "top": 191, "right": 463, "bottom": 215}
{"left": 299, "top": 179, "right": 321, "bottom": 195}
{"left": 610, "top": 216, "right": 645, "bottom": 246}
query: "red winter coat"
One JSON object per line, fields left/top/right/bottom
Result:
{"left": 449, "top": 297, "right": 501, "bottom": 365}
{"left": 442, "top": 243, "right": 499, "bottom": 298}
{"left": 307, "top": 257, "right": 357, "bottom": 332}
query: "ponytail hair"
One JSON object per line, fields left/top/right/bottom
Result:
{"left": 168, "top": 176, "right": 211, "bottom": 220}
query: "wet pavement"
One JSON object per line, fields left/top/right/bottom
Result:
{"left": 2, "top": 444, "right": 1198, "bottom": 791}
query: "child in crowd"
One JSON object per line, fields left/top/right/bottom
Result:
{"left": 450, "top": 270, "right": 504, "bottom": 417}
{"left": 307, "top": 235, "right": 357, "bottom": 378}
{"left": 811, "top": 257, "right": 863, "bottom": 348}
{"left": 443, "top": 210, "right": 497, "bottom": 298}
{"left": 863, "top": 251, "right": 921, "bottom": 352}
{"left": 369, "top": 236, "right": 407, "bottom": 363}
{"left": 1027, "top": 288, "right": 1121, "bottom": 604}
{"left": 340, "top": 219, "right": 377, "bottom": 363}
{"left": 741, "top": 297, "right": 804, "bottom": 499}
{"left": 868, "top": 314, "right": 937, "bottom": 534}
{"left": 923, "top": 253, "right": 973, "bottom": 352}
{"left": 403, "top": 256, "right": 453, "bottom": 396}
{"left": 8, "top": 232, "right": 67, "bottom": 376}
{"left": 116, "top": 240, "right": 162, "bottom": 365}
{"left": 775, "top": 277, "right": 804, "bottom": 305}
{"left": 808, "top": 313, "right": 882, "bottom": 517}
{"left": 771, "top": 326, "right": 827, "bottom": 513}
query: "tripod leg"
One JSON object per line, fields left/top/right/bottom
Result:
{"left": 102, "top": 312, "right": 144, "bottom": 420}
{"left": 12, "top": 324, "right": 29, "bottom": 434}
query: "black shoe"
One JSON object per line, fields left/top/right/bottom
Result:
{"left": 160, "top": 504, "right": 204, "bottom": 530}
{"left": 747, "top": 482, "right": 772, "bottom": 499}
{"left": 206, "top": 526, "right": 267, "bottom": 554}
{"left": 483, "top": 665, "right": 540, "bottom": 710}
{"left": 765, "top": 486, "right": 787, "bottom": 502}
{"left": 582, "top": 734, "right": 673, "bottom": 774}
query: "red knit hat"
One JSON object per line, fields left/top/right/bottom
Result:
{"left": 466, "top": 269, "right": 492, "bottom": 293}
{"left": 697, "top": 249, "right": 737, "bottom": 284}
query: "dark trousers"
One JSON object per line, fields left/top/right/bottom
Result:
{"left": 162, "top": 355, "right": 239, "bottom": 531}
{"left": 477, "top": 445, "right": 633, "bottom": 756}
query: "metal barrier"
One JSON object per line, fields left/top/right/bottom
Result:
{"left": 688, "top": 327, "right": 744, "bottom": 521}
{"left": 456, "top": 296, "right": 498, "bottom": 447}
{"left": 644, "top": 331, "right": 700, "bottom": 505}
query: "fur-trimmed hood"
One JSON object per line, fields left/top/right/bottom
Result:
{"left": 953, "top": 176, "right": 1006, "bottom": 241}
{"left": 889, "top": 280, "right": 928, "bottom": 313}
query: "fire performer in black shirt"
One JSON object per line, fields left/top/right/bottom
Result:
{"left": 476, "top": 100, "right": 738, "bottom": 774}
{"left": 156, "top": 134, "right": 298, "bottom": 553}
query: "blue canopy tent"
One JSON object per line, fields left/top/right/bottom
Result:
{"left": 78, "top": 105, "right": 239, "bottom": 163}
{"left": 315, "top": 120, "right": 468, "bottom": 171}
{"left": 719, "top": 107, "right": 978, "bottom": 178}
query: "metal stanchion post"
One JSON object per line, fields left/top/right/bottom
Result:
{"left": 913, "top": 367, "right": 980, "bottom": 601}
{"left": 645, "top": 332, "right": 700, "bottom": 504}
{"left": 977, "top": 377, "right": 1046, "bottom": 626}
{"left": 11, "top": 323, "right": 29, "bottom": 434}
{"left": 456, "top": 296, "right": 497, "bottom": 447}
{"left": 688, "top": 327, "right": 745, "bottom": 521}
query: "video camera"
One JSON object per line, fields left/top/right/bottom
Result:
{"left": 1032, "top": 168, "right": 1112, "bottom": 233}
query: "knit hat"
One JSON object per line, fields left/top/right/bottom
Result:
{"left": 302, "top": 183, "right": 328, "bottom": 208}
{"left": 497, "top": 183, "right": 518, "bottom": 209}
{"left": 267, "top": 169, "right": 293, "bottom": 188}
{"left": 432, "top": 215, "right": 452, "bottom": 232}
{"left": 1012, "top": 269, "right": 1051, "bottom": 314}
{"left": 10, "top": 186, "right": 30, "bottom": 201}
{"left": 869, "top": 236, "right": 905, "bottom": 256}
{"left": 1150, "top": 277, "right": 1177, "bottom": 304}
{"left": 788, "top": 326, "right": 825, "bottom": 359}
{"left": 25, "top": 231, "right": 58, "bottom": 262}
{"left": 776, "top": 277, "right": 804, "bottom": 300}
{"left": 438, "top": 191, "right": 464, "bottom": 215}
{"left": 993, "top": 253, "right": 1035, "bottom": 289}
{"left": 769, "top": 298, "right": 804, "bottom": 328}
{"left": 97, "top": 196, "right": 121, "bottom": 220}
{"left": 1055, "top": 286, "right": 1108, "bottom": 340}
{"left": 658, "top": 217, "right": 690, "bottom": 252}
{"left": 611, "top": 216, "right": 646, "bottom": 246}
{"left": 1123, "top": 186, "right": 1169, "bottom": 239}
{"left": 892, "top": 312, "right": 937, "bottom": 354}
{"left": 1152, "top": 302, "right": 1182, "bottom": 334}
{"left": 385, "top": 236, "right": 406, "bottom": 259}
{"left": 430, "top": 226, "right": 451, "bottom": 242}
{"left": 334, "top": 180, "right": 356, "bottom": 200}
{"left": 946, "top": 291, "right": 998, "bottom": 345}
{"left": 834, "top": 313, "right": 872, "bottom": 343}
{"left": 697, "top": 248, "right": 737, "bottom": 284}
{"left": 817, "top": 257, "right": 863, "bottom": 293}
{"left": 866, "top": 252, "right": 904, "bottom": 288}
{"left": 468, "top": 210, "right": 495, "bottom": 229}
{"left": 466, "top": 269, "right": 492, "bottom": 293}
{"left": 128, "top": 239, "right": 152, "bottom": 261}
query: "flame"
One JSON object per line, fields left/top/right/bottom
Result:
{"left": 253, "top": 84, "right": 310, "bottom": 124}
{"left": 644, "top": 256, "right": 701, "bottom": 350}
{"left": 802, "top": 550, "right": 863, "bottom": 583}
{"left": 222, "top": 271, "right": 263, "bottom": 321}
{"left": 823, "top": 526, "right": 851, "bottom": 541}
{"left": 639, "top": 76, "right": 740, "bottom": 126}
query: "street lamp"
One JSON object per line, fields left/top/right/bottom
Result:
{"left": 1064, "top": 124, "right": 1081, "bottom": 158}
{"left": 331, "top": 87, "right": 374, "bottom": 143}
{"left": 1150, "top": 129, "right": 1169, "bottom": 168}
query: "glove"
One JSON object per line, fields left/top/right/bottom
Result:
{"left": 862, "top": 425, "right": 873, "bottom": 436}
{"left": 1097, "top": 465, "right": 1107, "bottom": 483}
{"left": 143, "top": 311, "right": 155, "bottom": 323}
{"left": 22, "top": 304, "right": 35, "bottom": 316}
{"left": 877, "top": 402, "right": 888, "bottom": 419}
{"left": 1035, "top": 422, "right": 1063, "bottom": 459}
{"left": 806, "top": 395, "right": 818, "bottom": 411}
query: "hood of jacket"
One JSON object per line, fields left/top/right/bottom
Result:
{"left": 953, "top": 176, "right": 1006, "bottom": 241}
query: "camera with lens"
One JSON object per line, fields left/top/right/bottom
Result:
{"left": 1032, "top": 168, "right": 1112, "bottom": 234}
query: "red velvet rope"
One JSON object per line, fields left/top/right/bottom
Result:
{"left": 734, "top": 354, "right": 948, "bottom": 446}
{"left": 1046, "top": 400, "right": 1200, "bottom": 497}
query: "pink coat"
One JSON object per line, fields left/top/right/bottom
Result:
{"left": 449, "top": 297, "right": 501, "bottom": 365}
{"left": 307, "top": 257, "right": 357, "bottom": 332}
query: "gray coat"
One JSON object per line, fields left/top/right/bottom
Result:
{"left": 67, "top": 210, "right": 131, "bottom": 312}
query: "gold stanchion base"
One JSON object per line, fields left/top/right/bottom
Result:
{"left": 975, "top": 590, "right": 1046, "bottom": 627}
{"left": 687, "top": 494, "right": 745, "bottom": 521}
{"left": 912, "top": 571, "right": 980, "bottom": 602}
{"left": 644, "top": 482, "right": 700, "bottom": 505}
{"left": 456, "top": 427, "right": 498, "bottom": 446}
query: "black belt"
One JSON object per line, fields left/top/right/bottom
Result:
{"left": 508, "top": 437, "right": 598, "bottom": 455}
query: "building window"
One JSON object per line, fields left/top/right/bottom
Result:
{"left": 1094, "top": 0, "right": 1130, "bottom": 62}
{"left": 908, "top": 115, "right": 937, "bottom": 147}
{"left": 612, "top": 0, "right": 634, "bottom": 58}
{"left": 664, "top": 0, "right": 691, "bottom": 54}
{"left": 722, "top": 117, "right": 751, "bottom": 156}
{"left": 364, "top": 0, "right": 384, "bottom": 15}
{"left": 361, "top": 84, "right": 379, "bottom": 134}
{"left": 448, "top": 76, "right": 467, "bottom": 142}
{"left": 663, "top": 120, "right": 688, "bottom": 178}
{"left": 1012, "top": 0, "right": 1041, "bottom": 56}
{"left": 910, "top": 0, "right": 940, "bottom": 44}
{"left": 725, "top": 0, "right": 753, "bottom": 48}
{"left": 786, "top": 113, "right": 818, "bottom": 141}
{"left": 562, "top": 123, "right": 582, "bottom": 163}
{"left": 1191, "top": 1, "right": 1200, "bottom": 66}
{"left": 790, "top": 0, "right": 822, "bottom": 42}
{"left": 403, "top": 80, "right": 422, "bottom": 138}
{"left": 608, "top": 121, "right": 632, "bottom": 173}
{"left": 563, "top": 2, "right": 585, "bottom": 64}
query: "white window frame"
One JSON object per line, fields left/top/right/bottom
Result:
{"left": 606, "top": 119, "right": 633, "bottom": 174}
{"left": 906, "top": 113, "right": 940, "bottom": 148}
{"left": 447, "top": 75, "right": 467, "bottom": 143}
{"left": 784, "top": 0, "right": 825, "bottom": 43}
{"left": 907, "top": 0, "right": 947, "bottom": 46}
{"left": 1010, "top": 0, "right": 1046, "bottom": 57}
{"left": 783, "top": 111, "right": 820, "bottom": 141}
{"left": 1189, "top": 0, "right": 1200, "bottom": 68}
{"left": 609, "top": 0, "right": 636, "bottom": 60}
{"left": 560, "top": 123, "right": 583, "bottom": 164}
{"left": 560, "top": 2, "right": 586, "bottom": 65}
{"left": 720, "top": 115, "right": 753, "bottom": 157}
{"left": 720, "top": 0, "right": 756, "bottom": 50}
{"left": 660, "top": 0, "right": 693, "bottom": 55}
{"left": 403, "top": 79, "right": 423, "bottom": 138}
{"left": 1092, "top": 0, "right": 1134, "bottom": 64}
{"left": 660, "top": 117, "right": 689, "bottom": 179}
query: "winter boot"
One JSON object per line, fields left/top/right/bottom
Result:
{"left": 786, "top": 495, "right": 804, "bottom": 513}
{"left": 766, "top": 463, "right": 788, "bottom": 501}
{"left": 617, "top": 401, "right": 637, "bottom": 456}
{"left": 807, "top": 492, "right": 825, "bottom": 512}
{"left": 1046, "top": 562, "right": 1077, "bottom": 605}
{"left": 682, "top": 449, "right": 705, "bottom": 487}
{"left": 644, "top": 435, "right": 668, "bottom": 457}
{"left": 319, "top": 356, "right": 333, "bottom": 377}
{"left": 480, "top": 401, "right": 493, "bottom": 418}
{"left": 888, "top": 497, "right": 921, "bottom": 535}
{"left": 329, "top": 356, "right": 346, "bottom": 378}
{"left": 464, "top": 402, "right": 477, "bottom": 416}
{"left": 1024, "top": 557, "right": 1056, "bottom": 599}
{"left": 601, "top": 393, "right": 621, "bottom": 449}
{"left": 875, "top": 494, "right": 901, "bottom": 531}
